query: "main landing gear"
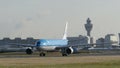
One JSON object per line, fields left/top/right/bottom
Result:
{"left": 39, "top": 52, "right": 46, "bottom": 56}
{"left": 62, "top": 53, "right": 68, "bottom": 56}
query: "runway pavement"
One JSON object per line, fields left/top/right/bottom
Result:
{"left": 0, "top": 52, "right": 120, "bottom": 67}
{"left": 0, "top": 52, "right": 120, "bottom": 58}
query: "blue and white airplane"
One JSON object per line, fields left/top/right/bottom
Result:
{"left": 11, "top": 22, "right": 118, "bottom": 56}
{"left": 24, "top": 22, "right": 79, "bottom": 56}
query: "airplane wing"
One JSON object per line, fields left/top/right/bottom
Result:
{"left": 55, "top": 41, "right": 118, "bottom": 50}
{"left": 68, "top": 41, "right": 118, "bottom": 47}
{"left": 8, "top": 43, "right": 35, "bottom": 47}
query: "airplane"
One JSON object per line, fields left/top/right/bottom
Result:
{"left": 10, "top": 22, "right": 118, "bottom": 56}
{"left": 19, "top": 22, "right": 80, "bottom": 56}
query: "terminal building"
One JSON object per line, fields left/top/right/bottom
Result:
{"left": 0, "top": 37, "right": 38, "bottom": 47}
{"left": 104, "top": 34, "right": 119, "bottom": 48}
{"left": 68, "top": 35, "right": 91, "bottom": 48}
{"left": 96, "top": 38, "right": 105, "bottom": 48}
{"left": 96, "top": 34, "right": 119, "bottom": 48}
{"left": 118, "top": 33, "right": 120, "bottom": 45}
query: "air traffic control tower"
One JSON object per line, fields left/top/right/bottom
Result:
{"left": 84, "top": 18, "right": 93, "bottom": 37}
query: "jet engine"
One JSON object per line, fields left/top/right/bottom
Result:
{"left": 26, "top": 48, "right": 33, "bottom": 54}
{"left": 62, "top": 47, "right": 79, "bottom": 56}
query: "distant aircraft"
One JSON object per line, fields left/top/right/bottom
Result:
{"left": 19, "top": 22, "right": 80, "bottom": 56}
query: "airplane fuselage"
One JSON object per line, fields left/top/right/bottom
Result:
{"left": 25, "top": 22, "right": 69, "bottom": 56}
{"left": 36, "top": 39, "right": 68, "bottom": 51}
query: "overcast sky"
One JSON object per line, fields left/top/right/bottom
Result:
{"left": 0, "top": 0, "right": 120, "bottom": 39}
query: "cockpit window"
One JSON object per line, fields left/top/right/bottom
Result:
{"left": 36, "top": 41, "right": 40, "bottom": 46}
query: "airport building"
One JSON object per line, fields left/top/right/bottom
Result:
{"left": 0, "top": 37, "right": 38, "bottom": 47}
{"left": 96, "top": 34, "right": 119, "bottom": 48}
{"left": 118, "top": 33, "right": 120, "bottom": 45}
{"left": 68, "top": 35, "right": 91, "bottom": 48}
{"left": 96, "top": 38, "right": 105, "bottom": 48}
{"left": 104, "top": 34, "right": 119, "bottom": 48}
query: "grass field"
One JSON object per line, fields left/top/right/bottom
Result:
{"left": 0, "top": 55, "right": 120, "bottom": 68}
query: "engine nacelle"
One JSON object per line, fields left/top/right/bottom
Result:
{"left": 65, "top": 47, "right": 79, "bottom": 54}
{"left": 26, "top": 48, "right": 33, "bottom": 55}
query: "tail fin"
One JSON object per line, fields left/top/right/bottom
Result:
{"left": 63, "top": 21, "right": 68, "bottom": 40}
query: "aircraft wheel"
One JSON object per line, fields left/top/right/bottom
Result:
{"left": 43, "top": 53, "right": 46, "bottom": 56}
{"left": 39, "top": 53, "right": 46, "bottom": 56}
{"left": 62, "top": 54, "right": 68, "bottom": 56}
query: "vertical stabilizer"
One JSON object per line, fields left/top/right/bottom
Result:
{"left": 63, "top": 22, "right": 68, "bottom": 40}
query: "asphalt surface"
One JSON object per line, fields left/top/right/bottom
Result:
{"left": 0, "top": 52, "right": 120, "bottom": 58}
